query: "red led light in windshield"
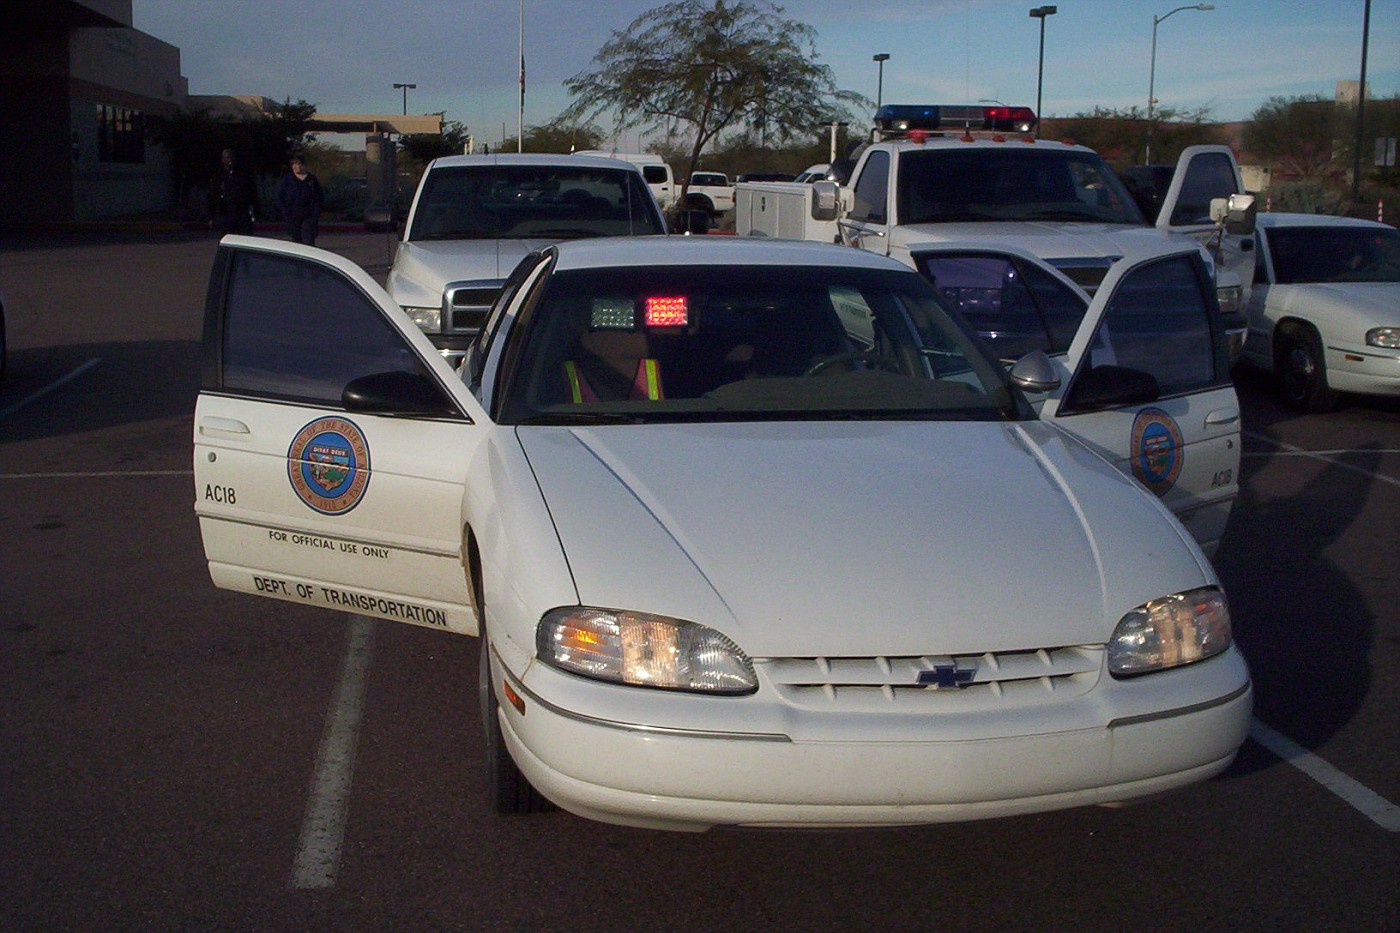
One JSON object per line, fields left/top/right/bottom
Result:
{"left": 645, "top": 296, "right": 688, "bottom": 327}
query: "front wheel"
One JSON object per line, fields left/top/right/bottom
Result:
{"left": 478, "top": 626, "right": 554, "bottom": 814}
{"left": 1276, "top": 325, "right": 1338, "bottom": 413}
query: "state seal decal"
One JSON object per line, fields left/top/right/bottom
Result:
{"left": 1130, "top": 407, "right": 1184, "bottom": 497}
{"left": 287, "top": 417, "right": 371, "bottom": 515}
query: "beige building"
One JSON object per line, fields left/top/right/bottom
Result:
{"left": 1, "top": 1, "right": 188, "bottom": 224}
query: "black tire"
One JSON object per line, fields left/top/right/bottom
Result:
{"left": 1276, "top": 324, "right": 1338, "bottom": 413}
{"left": 478, "top": 625, "right": 555, "bottom": 814}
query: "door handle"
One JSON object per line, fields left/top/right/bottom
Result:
{"left": 199, "top": 416, "right": 251, "bottom": 438}
{"left": 1205, "top": 407, "right": 1239, "bottom": 427}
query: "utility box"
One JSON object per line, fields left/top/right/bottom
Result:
{"left": 364, "top": 132, "right": 398, "bottom": 231}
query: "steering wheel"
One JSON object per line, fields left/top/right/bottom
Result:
{"left": 804, "top": 350, "right": 899, "bottom": 376}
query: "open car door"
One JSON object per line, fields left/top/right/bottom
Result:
{"left": 913, "top": 241, "right": 1240, "bottom": 556}
{"left": 193, "top": 236, "right": 491, "bottom": 634}
{"left": 1157, "top": 144, "right": 1255, "bottom": 309}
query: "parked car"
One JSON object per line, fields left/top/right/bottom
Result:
{"left": 1240, "top": 213, "right": 1400, "bottom": 411}
{"left": 386, "top": 153, "right": 667, "bottom": 365}
{"left": 193, "top": 234, "right": 1251, "bottom": 831}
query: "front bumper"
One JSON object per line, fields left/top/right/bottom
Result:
{"left": 1325, "top": 343, "right": 1400, "bottom": 398}
{"left": 493, "top": 647, "right": 1253, "bottom": 831}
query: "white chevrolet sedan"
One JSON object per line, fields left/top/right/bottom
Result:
{"left": 194, "top": 235, "right": 1251, "bottom": 831}
{"left": 1241, "top": 213, "right": 1400, "bottom": 411}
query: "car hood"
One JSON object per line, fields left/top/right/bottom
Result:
{"left": 896, "top": 221, "right": 1171, "bottom": 262}
{"left": 1272, "top": 281, "right": 1400, "bottom": 327}
{"left": 388, "top": 239, "right": 549, "bottom": 303}
{"left": 516, "top": 420, "right": 1209, "bottom": 658}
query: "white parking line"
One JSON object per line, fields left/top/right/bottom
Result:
{"left": 1250, "top": 719, "right": 1400, "bottom": 832}
{"left": 290, "top": 615, "right": 376, "bottom": 889}
{"left": 0, "top": 358, "right": 102, "bottom": 421}
{"left": 1243, "top": 431, "right": 1400, "bottom": 489}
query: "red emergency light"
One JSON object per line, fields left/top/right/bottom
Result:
{"left": 645, "top": 296, "right": 688, "bottom": 328}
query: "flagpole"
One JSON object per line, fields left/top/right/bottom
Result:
{"left": 518, "top": 0, "right": 524, "bottom": 152}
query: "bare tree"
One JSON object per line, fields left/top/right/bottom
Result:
{"left": 561, "top": 0, "right": 866, "bottom": 203}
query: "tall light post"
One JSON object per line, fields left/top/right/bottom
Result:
{"left": 872, "top": 53, "right": 890, "bottom": 109}
{"left": 393, "top": 82, "right": 416, "bottom": 116}
{"left": 1028, "top": 6, "right": 1056, "bottom": 138}
{"left": 1146, "top": 4, "right": 1213, "bottom": 163}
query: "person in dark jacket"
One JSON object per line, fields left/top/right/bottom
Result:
{"left": 210, "top": 148, "right": 258, "bottom": 234}
{"left": 277, "top": 154, "right": 324, "bottom": 246}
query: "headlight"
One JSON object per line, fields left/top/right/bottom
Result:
{"left": 402, "top": 305, "right": 441, "bottom": 333}
{"left": 1367, "top": 327, "right": 1400, "bottom": 349}
{"left": 537, "top": 607, "right": 757, "bottom": 695}
{"left": 1215, "top": 284, "right": 1242, "bottom": 315}
{"left": 1108, "top": 588, "right": 1231, "bottom": 677}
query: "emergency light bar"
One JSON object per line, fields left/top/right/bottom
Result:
{"left": 873, "top": 104, "right": 1037, "bottom": 135}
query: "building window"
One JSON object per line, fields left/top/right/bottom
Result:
{"left": 96, "top": 104, "right": 145, "bottom": 164}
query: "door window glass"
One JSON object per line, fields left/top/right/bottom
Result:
{"left": 1072, "top": 255, "right": 1217, "bottom": 401}
{"left": 1169, "top": 152, "right": 1238, "bottom": 226}
{"left": 916, "top": 253, "right": 1088, "bottom": 361}
{"left": 222, "top": 251, "right": 428, "bottom": 404}
{"left": 849, "top": 151, "right": 890, "bottom": 223}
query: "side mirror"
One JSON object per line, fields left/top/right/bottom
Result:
{"left": 1065, "top": 365, "right": 1160, "bottom": 412}
{"left": 811, "top": 180, "right": 840, "bottom": 221}
{"left": 343, "top": 370, "right": 455, "bottom": 416}
{"left": 1210, "top": 193, "right": 1257, "bottom": 236}
{"left": 1008, "top": 350, "right": 1061, "bottom": 394}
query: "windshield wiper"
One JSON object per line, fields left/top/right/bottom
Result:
{"left": 516, "top": 411, "right": 642, "bottom": 425}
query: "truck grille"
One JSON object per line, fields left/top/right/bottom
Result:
{"left": 445, "top": 283, "right": 501, "bottom": 333}
{"left": 756, "top": 646, "right": 1102, "bottom": 713}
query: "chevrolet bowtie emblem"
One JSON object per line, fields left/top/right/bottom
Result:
{"left": 917, "top": 663, "right": 976, "bottom": 689}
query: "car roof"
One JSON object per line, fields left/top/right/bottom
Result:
{"left": 1257, "top": 212, "right": 1394, "bottom": 231}
{"left": 426, "top": 153, "right": 640, "bottom": 172}
{"left": 547, "top": 236, "right": 919, "bottom": 273}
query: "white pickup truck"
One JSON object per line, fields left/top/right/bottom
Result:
{"left": 736, "top": 104, "right": 1258, "bottom": 554}
{"left": 735, "top": 104, "right": 1256, "bottom": 357}
{"left": 684, "top": 172, "right": 735, "bottom": 214}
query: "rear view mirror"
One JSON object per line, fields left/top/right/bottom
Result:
{"left": 343, "top": 370, "right": 455, "bottom": 416}
{"left": 1065, "top": 365, "right": 1160, "bottom": 413}
{"left": 1210, "top": 193, "right": 1257, "bottom": 236}
{"left": 1008, "top": 350, "right": 1061, "bottom": 394}
{"left": 811, "top": 181, "right": 840, "bottom": 221}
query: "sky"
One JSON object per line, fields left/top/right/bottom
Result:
{"left": 133, "top": 0, "right": 1400, "bottom": 150}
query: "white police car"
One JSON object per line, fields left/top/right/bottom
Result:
{"left": 1242, "top": 213, "right": 1400, "bottom": 411}
{"left": 194, "top": 235, "right": 1251, "bottom": 830}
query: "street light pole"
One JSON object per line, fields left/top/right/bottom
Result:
{"left": 1028, "top": 7, "right": 1056, "bottom": 138}
{"left": 1147, "top": 4, "right": 1213, "bottom": 163}
{"left": 872, "top": 53, "right": 890, "bottom": 110}
{"left": 393, "top": 82, "right": 416, "bottom": 116}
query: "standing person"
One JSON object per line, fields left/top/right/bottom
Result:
{"left": 210, "top": 148, "right": 257, "bottom": 234}
{"left": 277, "top": 154, "right": 323, "bottom": 246}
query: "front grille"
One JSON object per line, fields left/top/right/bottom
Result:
{"left": 445, "top": 284, "right": 501, "bottom": 334}
{"left": 756, "top": 646, "right": 1102, "bottom": 713}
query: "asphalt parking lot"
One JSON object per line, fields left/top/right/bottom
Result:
{"left": 1, "top": 230, "right": 1396, "bottom": 931}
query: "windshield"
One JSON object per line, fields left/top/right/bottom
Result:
{"left": 897, "top": 149, "right": 1146, "bottom": 225}
{"left": 1267, "top": 226, "right": 1400, "bottom": 285}
{"left": 497, "top": 264, "right": 1029, "bottom": 424}
{"left": 407, "top": 165, "right": 665, "bottom": 241}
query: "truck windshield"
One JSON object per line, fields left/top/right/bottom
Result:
{"left": 897, "top": 149, "right": 1146, "bottom": 226}
{"left": 408, "top": 165, "right": 665, "bottom": 241}
{"left": 497, "top": 265, "right": 1030, "bottom": 425}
